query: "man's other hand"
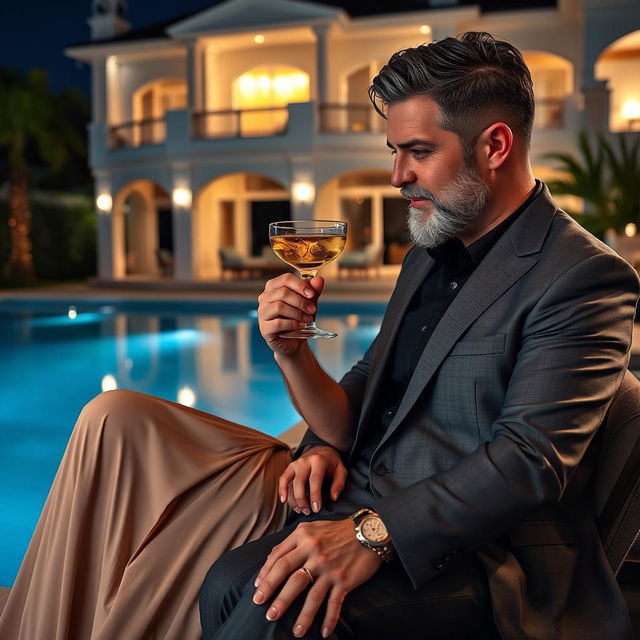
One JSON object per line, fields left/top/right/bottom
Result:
{"left": 253, "top": 518, "right": 383, "bottom": 638}
{"left": 279, "top": 445, "right": 347, "bottom": 515}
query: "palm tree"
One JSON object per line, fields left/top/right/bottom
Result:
{"left": 0, "top": 67, "right": 68, "bottom": 281}
{"left": 545, "top": 132, "right": 640, "bottom": 237}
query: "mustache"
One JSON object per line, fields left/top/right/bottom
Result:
{"left": 400, "top": 185, "right": 434, "bottom": 201}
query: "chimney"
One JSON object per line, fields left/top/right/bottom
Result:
{"left": 89, "top": 0, "right": 130, "bottom": 41}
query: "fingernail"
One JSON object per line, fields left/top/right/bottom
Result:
{"left": 294, "top": 624, "right": 305, "bottom": 637}
{"left": 306, "top": 304, "right": 316, "bottom": 313}
{"left": 304, "top": 289, "right": 313, "bottom": 298}
{"left": 253, "top": 590, "right": 264, "bottom": 604}
{"left": 266, "top": 606, "right": 277, "bottom": 621}
{"left": 254, "top": 577, "right": 261, "bottom": 588}
{"left": 280, "top": 494, "right": 285, "bottom": 503}
{"left": 302, "top": 508, "right": 311, "bottom": 516}
{"left": 312, "top": 501, "right": 319, "bottom": 512}
{"left": 322, "top": 627, "right": 330, "bottom": 638}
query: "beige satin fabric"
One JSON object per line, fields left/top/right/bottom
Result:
{"left": 0, "top": 390, "right": 292, "bottom": 640}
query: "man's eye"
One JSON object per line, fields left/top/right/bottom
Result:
{"left": 411, "top": 149, "right": 431, "bottom": 157}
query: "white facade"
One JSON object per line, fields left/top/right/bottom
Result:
{"left": 65, "top": 0, "right": 640, "bottom": 282}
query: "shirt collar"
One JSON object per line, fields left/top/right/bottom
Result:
{"left": 426, "top": 180, "right": 543, "bottom": 270}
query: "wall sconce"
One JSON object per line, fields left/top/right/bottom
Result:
{"left": 254, "top": 34, "right": 265, "bottom": 44}
{"left": 621, "top": 100, "right": 640, "bottom": 131}
{"left": 173, "top": 187, "right": 192, "bottom": 207}
{"left": 292, "top": 182, "right": 314, "bottom": 203}
{"left": 96, "top": 193, "right": 112, "bottom": 213}
{"left": 625, "top": 222, "right": 637, "bottom": 238}
{"left": 419, "top": 25, "right": 432, "bottom": 36}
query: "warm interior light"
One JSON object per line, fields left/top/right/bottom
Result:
{"left": 101, "top": 374, "right": 118, "bottom": 392}
{"left": 68, "top": 306, "right": 77, "bottom": 320}
{"left": 292, "top": 183, "right": 314, "bottom": 203}
{"left": 625, "top": 222, "right": 637, "bottom": 237}
{"left": 419, "top": 25, "right": 432, "bottom": 35}
{"left": 96, "top": 193, "right": 112, "bottom": 212}
{"left": 178, "top": 386, "right": 196, "bottom": 407}
{"left": 622, "top": 100, "right": 640, "bottom": 120}
{"left": 254, "top": 34, "right": 265, "bottom": 44}
{"left": 172, "top": 187, "right": 192, "bottom": 207}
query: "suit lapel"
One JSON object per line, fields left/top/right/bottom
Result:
{"left": 377, "top": 186, "right": 558, "bottom": 446}
{"left": 349, "top": 251, "right": 434, "bottom": 455}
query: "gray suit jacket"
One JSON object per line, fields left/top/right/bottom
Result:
{"left": 299, "top": 185, "right": 640, "bottom": 639}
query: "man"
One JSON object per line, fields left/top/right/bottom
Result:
{"left": 199, "top": 32, "right": 639, "bottom": 639}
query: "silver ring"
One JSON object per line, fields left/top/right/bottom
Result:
{"left": 298, "top": 567, "right": 314, "bottom": 584}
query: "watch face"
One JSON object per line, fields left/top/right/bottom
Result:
{"left": 361, "top": 516, "right": 388, "bottom": 543}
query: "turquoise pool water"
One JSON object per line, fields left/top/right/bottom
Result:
{"left": 0, "top": 297, "right": 385, "bottom": 587}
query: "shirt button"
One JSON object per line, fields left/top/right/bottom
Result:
{"left": 450, "top": 281, "right": 458, "bottom": 290}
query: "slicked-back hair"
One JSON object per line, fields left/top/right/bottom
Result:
{"left": 369, "top": 32, "right": 535, "bottom": 149}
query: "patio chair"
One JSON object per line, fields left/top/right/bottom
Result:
{"left": 593, "top": 370, "right": 640, "bottom": 574}
{"left": 338, "top": 243, "right": 383, "bottom": 279}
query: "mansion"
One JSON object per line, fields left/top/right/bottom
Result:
{"left": 66, "top": 0, "right": 640, "bottom": 282}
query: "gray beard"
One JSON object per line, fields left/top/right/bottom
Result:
{"left": 405, "top": 164, "right": 491, "bottom": 249}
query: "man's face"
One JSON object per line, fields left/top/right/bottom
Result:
{"left": 386, "top": 95, "right": 490, "bottom": 248}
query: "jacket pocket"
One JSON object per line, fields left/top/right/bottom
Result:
{"left": 449, "top": 333, "right": 506, "bottom": 356}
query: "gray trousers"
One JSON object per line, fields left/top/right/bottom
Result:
{"left": 199, "top": 514, "right": 500, "bottom": 640}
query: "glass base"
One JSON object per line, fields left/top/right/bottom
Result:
{"left": 279, "top": 325, "right": 337, "bottom": 339}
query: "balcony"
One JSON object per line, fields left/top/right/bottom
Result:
{"left": 318, "top": 104, "right": 385, "bottom": 134}
{"left": 109, "top": 117, "right": 167, "bottom": 149}
{"left": 192, "top": 107, "right": 289, "bottom": 139}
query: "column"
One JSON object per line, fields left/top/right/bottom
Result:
{"left": 95, "top": 171, "right": 124, "bottom": 280}
{"left": 312, "top": 24, "right": 330, "bottom": 105}
{"left": 91, "top": 57, "right": 107, "bottom": 124}
{"left": 290, "top": 157, "right": 316, "bottom": 220}
{"left": 582, "top": 80, "right": 610, "bottom": 133}
{"left": 171, "top": 164, "right": 195, "bottom": 281}
{"left": 186, "top": 39, "right": 204, "bottom": 113}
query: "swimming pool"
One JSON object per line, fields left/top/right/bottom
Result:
{"left": 0, "top": 297, "right": 385, "bottom": 587}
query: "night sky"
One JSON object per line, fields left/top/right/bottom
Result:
{"left": 0, "top": 0, "right": 214, "bottom": 95}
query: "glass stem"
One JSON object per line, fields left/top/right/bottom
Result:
{"left": 299, "top": 270, "right": 318, "bottom": 328}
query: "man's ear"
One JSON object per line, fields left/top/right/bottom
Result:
{"left": 475, "top": 122, "right": 513, "bottom": 171}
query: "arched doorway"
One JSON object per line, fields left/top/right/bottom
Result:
{"left": 194, "top": 172, "right": 291, "bottom": 279}
{"left": 130, "top": 78, "right": 187, "bottom": 146}
{"left": 114, "top": 180, "right": 172, "bottom": 278}
{"left": 523, "top": 51, "right": 573, "bottom": 130}
{"left": 595, "top": 30, "right": 640, "bottom": 132}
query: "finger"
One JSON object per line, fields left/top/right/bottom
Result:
{"left": 254, "top": 538, "right": 297, "bottom": 592}
{"left": 329, "top": 464, "right": 348, "bottom": 502}
{"left": 292, "top": 472, "right": 311, "bottom": 515}
{"left": 308, "top": 467, "right": 325, "bottom": 513}
{"left": 292, "top": 580, "right": 330, "bottom": 637}
{"left": 254, "top": 549, "right": 305, "bottom": 604}
{"left": 266, "top": 288, "right": 317, "bottom": 315}
{"left": 287, "top": 482, "right": 301, "bottom": 513}
{"left": 320, "top": 585, "right": 347, "bottom": 639}
{"left": 262, "top": 319, "right": 308, "bottom": 338}
{"left": 264, "top": 567, "right": 321, "bottom": 623}
{"left": 260, "top": 299, "right": 314, "bottom": 323}
{"left": 278, "top": 467, "right": 296, "bottom": 504}
{"left": 308, "top": 275, "right": 325, "bottom": 298}
{"left": 265, "top": 273, "right": 316, "bottom": 299}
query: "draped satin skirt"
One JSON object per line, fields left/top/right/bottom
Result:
{"left": 0, "top": 390, "right": 292, "bottom": 640}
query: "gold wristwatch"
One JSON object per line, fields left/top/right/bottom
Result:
{"left": 351, "top": 508, "right": 394, "bottom": 562}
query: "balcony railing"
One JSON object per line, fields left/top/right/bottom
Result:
{"left": 534, "top": 98, "right": 565, "bottom": 130}
{"left": 193, "top": 107, "right": 289, "bottom": 139}
{"left": 109, "top": 118, "right": 166, "bottom": 149}
{"left": 319, "top": 104, "right": 384, "bottom": 134}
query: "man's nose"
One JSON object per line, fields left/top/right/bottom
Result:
{"left": 390, "top": 159, "right": 416, "bottom": 188}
